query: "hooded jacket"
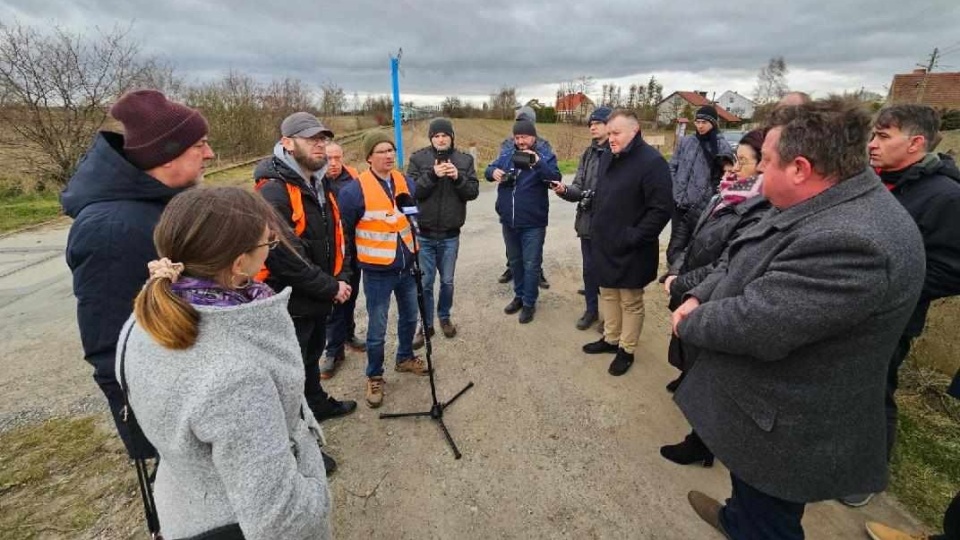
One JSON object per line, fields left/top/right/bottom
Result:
{"left": 485, "top": 139, "right": 561, "bottom": 229}
{"left": 406, "top": 138, "right": 479, "bottom": 238}
{"left": 669, "top": 133, "right": 734, "bottom": 211}
{"left": 62, "top": 131, "right": 187, "bottom": 370}
{"left": 254, "top": 145, "right": 352, "bottom": 319}
{"left": 884, "top": 153, "right": 960, "bottom": 336}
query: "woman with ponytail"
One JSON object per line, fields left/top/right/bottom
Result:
{"left": 121, "top": 186, "right": 331, "bottom": 540}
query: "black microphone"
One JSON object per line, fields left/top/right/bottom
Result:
{"left": 395, "top": 192, "right": 419, "bottom": 231}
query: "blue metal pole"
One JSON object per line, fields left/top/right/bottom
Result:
{"left": 391, "top": 55, "right": 404, "bottom": 169}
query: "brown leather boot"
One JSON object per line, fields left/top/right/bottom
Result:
{"left": 687, "top": 491, "right": 731, "bottom": 539}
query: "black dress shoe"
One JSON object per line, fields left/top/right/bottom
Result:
{"left": 538, "top": 273, "right": 549, "bottom": 289}
{"left": 322, "top": 451, "right": 337, "bottom": 476}
{"left": 582, "top": 338, "right": 618, "bottom": 354}
{"left": 498, "top": 268, "right": 513, "bottom": 283}
{"left": 311, "top": 397, "right": 357, "bottom": 422}
{"left": 577, "top": 289, "right": 585, "bottom": 296}
{"left": 575, "top": 311, "right": 598, "bottom": 330}
{"left": 504, "top": 297, "right": 523, "bottom": 314}
{"left": 660, "top": 431, "right": 714, "bottom": 467}
{"left": 608, "top": 348, "right": 634, "bottom": 376}
{"left": 666, "top": 372, "right": 686, "bottom": 393}
{"left": 519, "top": 306, "right": 535, "bottom": 324}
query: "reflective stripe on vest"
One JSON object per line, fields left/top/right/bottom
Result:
{"left": 254, "top": 178, "right": 345, "bottom": 282}
{"left": 355, "top": 169, "right": 416, "bottom": 266}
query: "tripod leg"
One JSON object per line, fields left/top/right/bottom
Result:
{"left": 436, "top": 418, "right": 462, "bottom": 459}
{"left": 380, "top": 410, "right": 432, "bottom": 419}
{"left": 441, "top": 382, "right": 474, "bottom": 409}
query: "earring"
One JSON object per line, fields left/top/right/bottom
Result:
{"left": 233, "top": 271, "right": 252, "bottom": 289}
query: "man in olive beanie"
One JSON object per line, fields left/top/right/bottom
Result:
{"left": 61, "top": 89, "right": 213, "bottom": 458}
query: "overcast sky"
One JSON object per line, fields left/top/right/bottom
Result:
{"left": 2, "top": 0, "right": 958, "bottom": 105}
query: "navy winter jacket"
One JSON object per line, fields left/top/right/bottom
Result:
{"left": 485, "top": 140, "right": 560, "bottom": 229}
{"left": 61, "top": 132, "right": 186, "bottom": 370}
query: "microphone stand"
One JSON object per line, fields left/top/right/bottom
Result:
{"left": 379, "top": 213, "right": 474, "bottom": 459}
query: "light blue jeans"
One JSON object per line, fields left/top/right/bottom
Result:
{"left": 416, "top": 235, "right": 460, "bottom": 327}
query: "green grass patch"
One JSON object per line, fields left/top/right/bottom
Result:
{"left": 0, "top": 192, "right": 62, "bottom": 233}
{"left": 888, "top": 364, "right": 960, "bottom": 529}
{"left": 558, "top": 159, "right": 579, "bottom": 175}
{"left": 0, "top": 415, "right": 141, "bottom": 538}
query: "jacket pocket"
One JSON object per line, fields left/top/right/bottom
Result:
{"left": 719, "top": 384, "right": 778, "bottom": 432}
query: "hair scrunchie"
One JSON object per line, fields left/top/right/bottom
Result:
{"left": 147, "top": 258, "right": 185, "bottom": 283}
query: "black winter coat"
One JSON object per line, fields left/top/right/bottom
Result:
{"left": 62, "top": 132, "right": 186, "bottom": 370}
{"left": 407, "top": 146, "right": 479, "bottom": 238}
{"left": 590, "top": 136, "right": 673, "bottom": 288}
{"left": 254, "top": 154, "right": 352, "bottom": 319}
{"left": 885, "top": 153, "right": 960, "bottom": 336}
{"left": 668, "top": 193, "right": 772, "bottom": 308}
{"left": 559, "top": 140, "right": 608, "bottom": 238}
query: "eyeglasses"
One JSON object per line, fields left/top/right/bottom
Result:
{"left": 735, "top": 157, "right": 756, "bottom": 167}
{"left": 299, "top": 135, "right": 330, "bottom": 146}
{"left": 255, "top": 236, "right": 280, "bottom": 250}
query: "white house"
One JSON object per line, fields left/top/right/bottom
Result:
{"left": 717, "top": 91, "right": 756, "bottom": 120}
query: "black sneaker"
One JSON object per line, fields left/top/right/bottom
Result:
{"left": 582, "top": 338, "right": 619, "bottom": 354}
{"left": 310, "top": 396, "right": 357, "bottom": 422}
{"left": 504, "top": 297, "right": 523, "bottom": 314}
{"left": 576, "top": 311, "right": 598, "bottom": 330}
{"left": 539, "top": 272, "right": 550, "bottom": 289}
{"left": 608, "top": 348, "right": 635, "bottom": 376}
{"left": 322, "top": 451, "right": 337, "bottom": 477}
{"left": 498, "top": 268, "right": 513, "bottom": 283}
{"left": 519, "top": 306, "right": 535, "bottom": 324}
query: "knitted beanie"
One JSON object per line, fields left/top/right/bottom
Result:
{"left": 512, "top": 119, "right": 537, "bottom": 138}
{"left": 362, "top": 130, "right": 395, "bottom": 160}
{"left": 695, "top": 105, "right": 720, "bottom": 129}
{"left": 428, "top": 117, "right": 454, "bottom": 139}
{"left": 110, "top": 90, "right": 209, "bottom": 170}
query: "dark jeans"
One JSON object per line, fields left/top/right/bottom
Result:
{"left": 502, "top": 225, "right": 546, "bottom": 308}
{"left": 417, "top": 235, "right": 460, "bottom": 327}
{"left": 580, "top": 237, "right": 598, "bottom": 314}
{"left": 325, "top": 267, "right": 361, "bottom": 359}
{"left": 719, "top": 473, "right": 806, "bottom": 540}
{"left": 292, "top": 316, "right": 330, "bottom": 406}
{"left": 363, "top": 269, "right": 418, "bottom": 378}
{"left": 91, "top": 352, "right": 157, "bottom": 459}
{"left": 886, "top": 334, "right": 914, "bottom": 461}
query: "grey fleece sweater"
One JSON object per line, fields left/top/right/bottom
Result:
{"left": 117, "top": 288, "right": 331, "bottom": 540}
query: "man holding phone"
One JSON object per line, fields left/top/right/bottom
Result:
{"left": 407, "top": 118, "right": 480, "bottom": 346}
{"left": 485, "top": 118, "right": 561, "bottom": 323}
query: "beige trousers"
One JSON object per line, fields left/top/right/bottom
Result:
{"left": 599, "top": 287, "right": 645, "bottom": 354}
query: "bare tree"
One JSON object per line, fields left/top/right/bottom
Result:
{"left": 186, "top": 71, "right": 267, "bottom": 160}
{"left": 0, "top": 22, "right": 155, "bottom": 188}
{"left": 753, "top": 56, "right": 790, "bottom": 105}
{"left": 441, "top": 96, "right": 465, "bottom": 118}
{"left": 263, "top": 77, "right": 314, "bottom": 117}
{"left": 488, "top": 86, "right": 517, "bottom": 120}
{"left": 319, "top": 82, "right": 346, "bottom": 117}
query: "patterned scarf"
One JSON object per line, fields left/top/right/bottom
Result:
{"left": 712, "top": 173, "right": 763, "bottom": 215}
{"left": 171, "top": 276, "right": 275, "bottom": 307}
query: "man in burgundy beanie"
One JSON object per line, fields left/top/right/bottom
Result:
{"left": 61, "top": 89, "right": 213, "bottom": 458}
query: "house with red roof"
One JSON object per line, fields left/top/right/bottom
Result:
{"left": 555, "top": 92, "right": 595, "bottom": 123}
{"left": 656, "top": 91, "right": 741, "bottom": 126}
{"left": 887, "top": 68, "right": 960, "bottom": 110}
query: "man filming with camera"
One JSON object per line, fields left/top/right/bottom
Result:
{"left": 485, "top": 118, "right": 561, "bottom": 324}
{"left": 406, "top": 118, "right": 479, "bottom": 347}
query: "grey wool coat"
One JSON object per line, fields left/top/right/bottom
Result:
{"left": 675, "top": 169, "right": 925, "bottom": 503}
{"left": 118, "top": 288, "right": 332, "bottom": 540}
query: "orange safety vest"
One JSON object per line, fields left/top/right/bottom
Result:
{"left": 355, "top": 169, "right": 417, "bottom": 266}
{"left": 253, "top": 178, "right": 345, "bottom": 282}
{"left": 345, "top": 165, "right": 359, "bottom": 179}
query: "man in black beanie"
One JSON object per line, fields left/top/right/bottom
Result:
{"left": 61, "top": 89, "right": 214, "bottom": 459}
{"left": 407, "top": 118, "right": 479, "bottom": 347}
{"left": 666, "top": 104, "right": 733, "bottom": 267}
{"left": 485, "top": 117, "right": 561, "bottom": 323}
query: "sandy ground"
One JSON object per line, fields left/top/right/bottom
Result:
{"left": 0, "top": 179, "right": 927, "bottom": 539}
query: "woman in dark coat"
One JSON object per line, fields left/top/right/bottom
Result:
{"left": 659, "top": 130, "right": 772, "bottom": 466}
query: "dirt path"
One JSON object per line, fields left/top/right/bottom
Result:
{"left": 0, "top": 181, "right": 925, "bottom": 538}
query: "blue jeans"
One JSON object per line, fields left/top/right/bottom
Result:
{"left": 363, "top": 269, "right": 418, "bottom": 378}
{"left": 417, "top": 235, "right": 460, "bottom": 327}
{"left": 324, "top": 267, "right": 361, "bottom": 359}
{"left": 719, "top": 472, "right": 806, "bottom": 540}
{"left": 502, "top": 225, "right": 545, "bottom": 308}
{"left": 580, "top": 237, "right": 598, "bottom": 314}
